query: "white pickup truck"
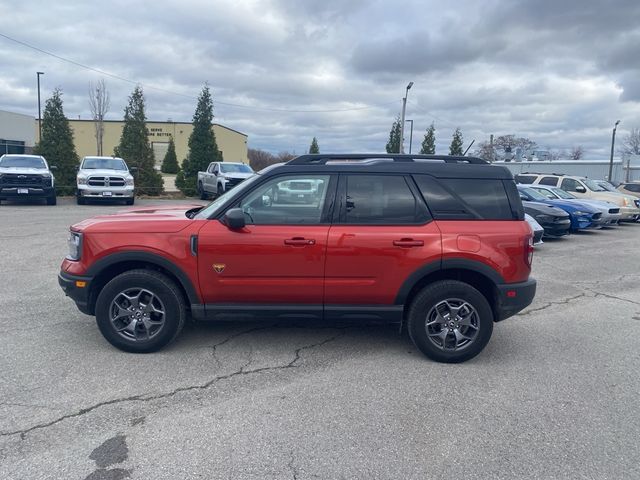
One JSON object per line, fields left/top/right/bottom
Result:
{"left": 197, "top": 162, "right": 254, "bottom": 199}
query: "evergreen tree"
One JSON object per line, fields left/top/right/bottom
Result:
{"left": 449, "top": 127, "right": 464, "bottom": 155}
{"left": 114, "top": 86, "right": 163, "bottom": 195}
{"left": 385, "top": 116, "right": 402, "bottom": 153}
{"left": 420, "top": 123, "right": 436, "bottom": 154}
{"left": 33, "top": 88, "right": 79, "bottom": 195}
{"left": 309, "top": 137, "right": 320, "bottom": 154}
{"left": 161, "top": 136, "right": 179, "bottom": 174}
{"left": 177, "top": 85, "right": 221, "bottom": 196}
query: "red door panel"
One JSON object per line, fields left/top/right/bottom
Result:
{"left": 324, "top": 223, "right": 442, "bottom": 305}
{"left": 197, "top": 221, "right": 329, "bottom": 304}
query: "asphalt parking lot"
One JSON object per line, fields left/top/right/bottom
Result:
{"left": 1, "top": 198, "right": 639, "bottom": 480}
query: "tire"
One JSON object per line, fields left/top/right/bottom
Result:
{"left": 46, "top": 194, "right": 57, "bottom": 206}
{"left": 198, "top": 182, "right": 207, "bottom": 200}
{"left": 216, "top": 183, "right": 223, "bottom": 198}
{"left": 95, "top": 269, "right": 186, "bottom": 353}
{"left": 407, "top": 280, "right": 494, "bottom": 363}
{"left": 125, "top": 197, "right": 134, "bottom": 206}
{"left": 77, "top": 194, "right": 86, "bottom": 205}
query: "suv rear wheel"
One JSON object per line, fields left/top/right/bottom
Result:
{"left": 408, "top": 280, "right": 493, "bottom": 363}
{"left": 95, "top": 269, "right": 186, "bottom": 353}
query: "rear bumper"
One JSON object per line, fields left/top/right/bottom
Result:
{"left": 58, "top": 270, "right": 94, "bottom": 315}
{"left": 495, "top": 278, "right": 537, "bottom": 321}
{"left": 0, "top": 186, "right": 55, "bottom": 198}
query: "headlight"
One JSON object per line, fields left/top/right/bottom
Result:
{"left": 77, "top": 175, "right": 87, "bottom": 185}
{"left": 66, "top": 231, "right": 82, "bottom": 261}
{"left": 573, "top": 211, "right": 587, "bottom": 216}
{"left": 125, "top": 176, "right": 134, "bottom": 186}
{"left": 622, "top": 198, "right": 629, "bottom": 206}
{"left": 535, "top": 214, "right": 552, "bottom": 222}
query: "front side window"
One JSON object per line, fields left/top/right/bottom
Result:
{"left": 561, "top": 178, "right": 580, "bottom": 192}
{"left": 238, "top": 174, "right": 331, "bottom": 225}
{"left": 538, "top": 176, "right": 558, "bottom": 186}
{"left": 343, "top": 175, "right": 427, "bottom": 224}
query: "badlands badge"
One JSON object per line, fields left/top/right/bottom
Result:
{"left": 213, "top": 264, "right": 226, "bottom": 274}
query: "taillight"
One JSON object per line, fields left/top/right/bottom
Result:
{"left": 525, "top": 235, "right": 534, "bottom": 267}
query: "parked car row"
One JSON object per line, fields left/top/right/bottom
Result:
{"left": 514, "top": 173, "right": 640, "bottom": 241}
{"left": 0, "top": 154, "right": 136, "bottom": 206}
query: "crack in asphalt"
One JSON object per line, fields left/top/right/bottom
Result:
{"left": 288, "top": 451, "right": 300, "bottom": 480}
{"left": 517, "top": 293, "right": 587, "bottom": 316}
{"left": 0, "top": 331, "right": 346, "bottom": 440}
{"left": 587, "top": 289, "right": 640, "bottom": 306}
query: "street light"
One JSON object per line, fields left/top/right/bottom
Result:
{"left": 405, "top": 119, "right": 414, "bottom": 154}
{"left": 399, "top": 81, "right": 413, "bottom": 153}
{"left": 608, "top": 120, "right": 620, "bottom": 181}
{"left": 36, "top": 71, "right": 44, "bottom": 141}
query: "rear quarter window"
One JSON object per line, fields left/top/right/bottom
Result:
{"left": 538, "top": 176, "right": 558, "bottom": 186}
{"left": 414, "top": 175, "right": 518, "bottom": 220}
{"left": 515, "top": 174, "right": 536, "bottom": 184}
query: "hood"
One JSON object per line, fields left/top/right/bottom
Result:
{"left": 0, "top": 167, "right": 51, "bottom": 175}
{"left": 72, "top": 204, "right": 204, "bottom": 234}
{"left": 221, "top": 172, "right": 253, "bottom": 180}
{"left": 565, "top": 198, "right": 617, "bottom": 212}
{"left": 588, "top": 191, "right": 636, "bottom": 206}
{"left": 540, "top": 198, "right": 599, "bottom": 213}
{"left": 523, "top": 201, "right": 569, "bottom": 218}
{"left": 78, "top": 168, "right": 132, "bottom": 177}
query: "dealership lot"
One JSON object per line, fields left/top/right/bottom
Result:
{"left": 1, "top": 199, "right": 639, "bottom": 479}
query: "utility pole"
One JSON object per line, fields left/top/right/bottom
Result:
{"left": 490, "top": 134, "right": 494, "bottom": 162}
{"left": 399, "top": 82, "right": 413, "bottom": 153}
{"left": 608, "top": 120, "right": 620, "bottom": 181}
{"left": 37, "top": 72, "right": 44, "bottom": 142}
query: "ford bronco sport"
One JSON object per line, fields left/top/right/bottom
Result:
{"left": 59, "top": 154, "right": 536, "bottom": 363}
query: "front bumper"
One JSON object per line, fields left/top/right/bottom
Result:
{"left": 538, "top": 219, "right": 571, "bottom": 237}
{"left": 78, "top": 185, "right": 134, "bottom": 199}
{"left": 58, "top": 270, "right": 94, "bottom": 315}
{"left": 495, "top": 278, "right": 537, "bottom": 321}
{"left": 0, "top": 186, "right": 55, "bottom": 198}
{"left": 619, "top": 206, "right": 640, "bottom": 221}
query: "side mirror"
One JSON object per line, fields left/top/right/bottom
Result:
{"left": 224, "top": 208, "right": 245, "bottom": 229}
{"left": 262, "top": 195, "right": 272, "bottom": 207}
{"left": 129, "top": 166, "right": 138, "bottom": 173}
{"left": 49, "top": 165, "right": 58, "bottom": 170}
{"left": 575, "top": 185, "right": 586, "bottom": 193}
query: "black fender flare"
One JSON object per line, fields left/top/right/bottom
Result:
{"left": 394, "top": 258, "right": 504, "bottom": 305}
{"left": 86, "top": 251, "right": 201, "bottom": 305}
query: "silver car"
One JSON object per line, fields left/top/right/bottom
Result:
{"left": 76, "top": 156, "right": 135, "bottom": 205}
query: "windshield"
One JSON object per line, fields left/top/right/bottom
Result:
{"left": 82, "top": 157, "right": 127, "bottom": 170}
{"left": 583, "top": 179, "right": 606, "bottom": 191}
{"left": 596, "top": 181, "right": 616, "bottom": 192}
{"left": 520, "top": 187, "right": 548, "bottom": 201}
{"left": 549, "top": 187, "right": 576, "bottom": 199}
{"left": 0, "top": 155, "right": 46, "bottom": 169}
{"left": 194, "top": 173, "right": 261, "bottom": 219}
{"left": 220, "top": 163, "right": 253, "bottom": 174}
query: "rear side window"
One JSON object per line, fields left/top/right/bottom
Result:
{"left": 342, "top": 175, "right": 429, "bottom": 224}
{"left": 538, "top": 176, "right": 558, "bottom": 186}
{"left": 414, "top": 176, "right": 516, "bottom": 220}
{"left": 515, "top": 174, "right": 536, "bottom": 184}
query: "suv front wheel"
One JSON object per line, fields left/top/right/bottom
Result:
{"left": 95, "top": 269, "right": 186, "bottom": 353}
{"left": 408, "top": 280, "right": 493, "bottom": 363}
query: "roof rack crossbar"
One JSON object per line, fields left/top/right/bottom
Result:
{"left": 287, "top": 154, "right": 487, "bottom": 165}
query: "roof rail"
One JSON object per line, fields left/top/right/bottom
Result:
{"left": 287, "top": 154, "right": 488, "bottom": 165}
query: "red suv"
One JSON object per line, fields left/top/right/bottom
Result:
{"left": 59, "top": 155, "right": 536, "bottom": 363}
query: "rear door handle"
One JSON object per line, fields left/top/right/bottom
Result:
{"left": 284, "top": 237, "right": 316, "bottom": 246}
{"left": 393, "top": 239, "right": 424, "bottom": 247}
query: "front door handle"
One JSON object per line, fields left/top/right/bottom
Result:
{"left": 284, "top": 237, "right": 316, "bottom": 246}
{"left": 393, "top": 238, "right": 424, "bottom": 248}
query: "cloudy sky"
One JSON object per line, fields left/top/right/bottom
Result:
{"left": 1, "top": 0, "right": 639, "bottom": 158}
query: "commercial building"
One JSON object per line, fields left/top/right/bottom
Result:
{"left": 0, "top": 110, "right": 35, "bottom": 155}
{"left": 61, "top": 120, "right": 248, "bottom": 167}
{"left": 1, "top": 108, "right": 248, "bottom": 166}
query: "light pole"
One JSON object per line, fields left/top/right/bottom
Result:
{"left": 405, "top": 119, "right": 414, "bottom": 154}
{"left": 399, "top": 82, "right": 413, "bottom": 153}
{"left": 37, "top": 71, "right": 44, "bottom": 142}
{"left": 608, "top": 120, "right": 620, "bottom": 181}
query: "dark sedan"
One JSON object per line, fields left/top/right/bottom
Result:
{"left": 522, "top": 200, "right": 571, "bottom": 237}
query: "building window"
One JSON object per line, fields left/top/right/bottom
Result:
{"left": 0, "top": 139, "right": 26, "bottom": 155}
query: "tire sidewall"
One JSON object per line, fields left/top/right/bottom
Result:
{"left": 408, "top": 281, "right": 493, "bottom": 363}
{"left": 96, "top": 271, "right": 183, "bottom": 353}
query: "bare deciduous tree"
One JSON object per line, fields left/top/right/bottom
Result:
{"left": 88, "top": 79, "right": 110, "bottom": 156}
{"left": 569, "top": 146, "right": 584, "bottom": 160}
{"left": 248, "top": 148, "right": 277, "bottom": 171}
{"left": 621, "top": 127, "right": 640, "bottom": 155}
{"left": 474, "top": 141, "right": 496, "bottom": 162}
